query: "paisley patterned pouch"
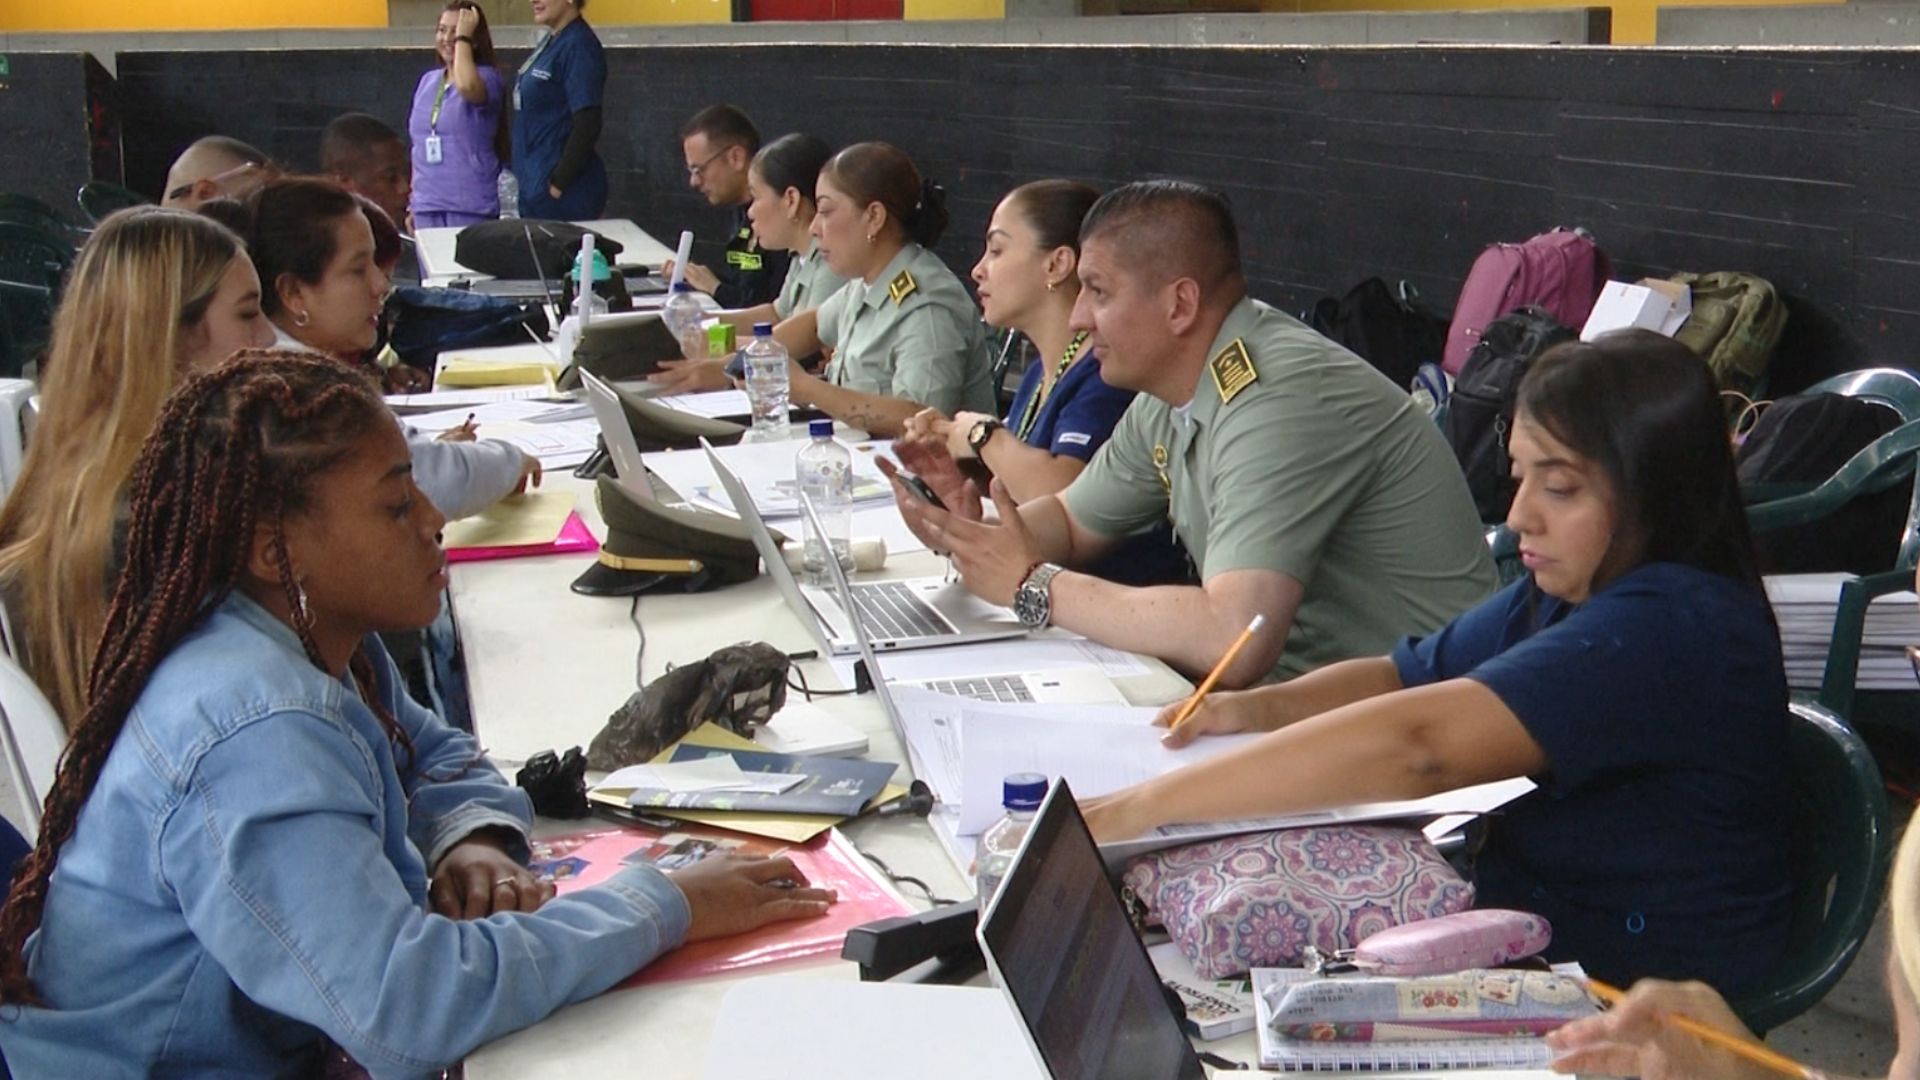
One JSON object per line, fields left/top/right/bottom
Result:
{"left": 1121, "top": 826, "right": 1474, "bottom": 980}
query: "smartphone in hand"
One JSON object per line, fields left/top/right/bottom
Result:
{"left": 897, "top": 470, "right": 948, "bottom": 511}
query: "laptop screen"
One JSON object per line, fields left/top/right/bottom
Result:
{"left": 979, "top": 779, "right": 1206, "bottom": 1080}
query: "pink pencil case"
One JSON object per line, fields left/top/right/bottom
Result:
{"left": 447, "top": 511, "right": 599, "bottom": 563}
{"left": 1341, "top": 909, "right": 1552, "bottom": 976}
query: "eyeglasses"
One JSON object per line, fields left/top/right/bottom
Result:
{"left": 686, "top": 148, "right": 731, "bottom": 180}
{"left": 166, "top": 160, "right": 264, "bottom": 202}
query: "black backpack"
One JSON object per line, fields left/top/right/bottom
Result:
{"left": 1443, "top": 306, "right": 1576, "bottom": 523}
{"left": 453, "top": 219, "right": 624, "bottom": 281}
{"left": 1736, "top": 394, "right": 1905, "bottom": 574}
{"left": 384, "top": 286, "right": 551, "bottom": 371}
{"left": 1305, "top": 278, "right": 1449, "bottom": 391}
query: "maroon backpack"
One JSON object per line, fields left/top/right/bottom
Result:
{"left": 1441, "top": 228, "right": 1610, "bottom": 374}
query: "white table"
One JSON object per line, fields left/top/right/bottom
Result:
{"left": 450, "top": 472, "right": 1208, "bottom": 1077}
{"left": 416, "top": 218, "right": 677, "bottom": 285}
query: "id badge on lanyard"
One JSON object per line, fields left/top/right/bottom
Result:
{"left": 424, "top": 76, "right": 449, "bottom": 165}
{"left": 513, "top": 30, "right": 553, "bottom": 113}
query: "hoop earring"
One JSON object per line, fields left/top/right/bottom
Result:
{"left": 294, "top": 580, "right": 311, "bottom": 622}
{"left": 293, "top": 309, "right": 311, "bottom": 328}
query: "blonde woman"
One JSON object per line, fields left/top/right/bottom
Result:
{"left": 0, "top": 207, "right": 275, "bottom": 725}
{"left": 1548, "top": 817, "right": 1918, "bottom": 1080}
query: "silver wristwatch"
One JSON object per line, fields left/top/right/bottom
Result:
{"left": 1013, "top": 563, "right": 1065, "bottom": 629}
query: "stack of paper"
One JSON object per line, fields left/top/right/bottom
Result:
{"left": 1766, "top": 572, "right": 1920, "bottom": 690}
{"left": 888, "top": 687, "right": 1536, "bottom": 872}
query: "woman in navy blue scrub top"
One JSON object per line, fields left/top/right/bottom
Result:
{"left": 895, "top": 180, "right": 1191, "bottom": 586}
{"left": 1083, "top": 330, "right": 1793, "bottom": 997}
{"left": 512, "top": 0, "right": 607, "bottom": 220}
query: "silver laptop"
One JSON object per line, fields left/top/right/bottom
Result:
{"left": 700, "top": 777, "right": 1210, "bottom": 1080}
{"left": 579, "top": 369, "right": 655, "bottom": 500}
{"left": 799, "top": 495, "right": 1126, "bottom": 706}
{"left": 700, "top": 440, "right": 1026, "bottom": 655}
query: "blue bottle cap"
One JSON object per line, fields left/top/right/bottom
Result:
{"left": 1002, "top": 772, "right": 1048, "bottom": 811}
{"left": 671, "top": 281, "right": 691, "bottom": 292}
{"left": 808, "top": 419, "right": 834, "bottom": 439}
{"left": 753, "top": 322, "right": 775, "bottom": 337}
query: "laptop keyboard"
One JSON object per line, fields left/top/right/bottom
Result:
{"left": 919, "top": 675, "right": 1035, "bottom": 704}
{"left": 848, "top": 581, "right": 952, "bottom": 640}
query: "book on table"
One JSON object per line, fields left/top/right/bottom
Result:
{"left": 596, "top": 745, "right": 896, "bottom": 817}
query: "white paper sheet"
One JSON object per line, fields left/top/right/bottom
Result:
{"left": 956, "top": 702, "right": 1258, "bottom": 833}
{"left": 828, "top": 635, "right": 1148, "bottom": 691}
{"left": 656, "top": 389, "right": 753, "bottom": 419}
{"left": 386, "top": 385, "right": 553, "bottom": 410}
{"left": 405, "top": 399, "right": 581, "bottom": 433}
{"left": 482, "top": 419, "right": 601, "bottom": 466}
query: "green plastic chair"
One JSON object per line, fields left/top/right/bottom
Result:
{"left": 1731, "top": 698, "right": 1892, "bottom": 1033}
{"left": 0, "top": 222, "right": 76, "bottom": 377}
{"left": 1739, "top": 371, "right": 1920, "bottom": 732}
{"left": 0, "top": 194, "right": 79, "bottom": 241}
{"left": 75, "top": 180, "right": 149, "bottom": 226}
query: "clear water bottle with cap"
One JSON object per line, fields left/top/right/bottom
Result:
{"left": 975, "top": 773, "right": 1048, "bottom": 905}
{"left": 662, "top": 282, "right": 707, "bottom": 362}
{"left": 795, "top": 420, "right": 854, "bottom": 586}
{"left": 496, "top": 170, "right": 519, "bottom": 219}
{"left": 742, "top": 322, "right": 790, "bottom": 440}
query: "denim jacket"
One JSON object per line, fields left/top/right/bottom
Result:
{"left": 0, "top": 593, "right": 690, "bottom": 1079}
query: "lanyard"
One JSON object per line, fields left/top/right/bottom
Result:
{"left": 1015, "top": 330, "right": 1089, "bottom": 441}
{"left": 518, "top": 29, "right": 553, "bottom": 76}
{"left": 429, "top": 75, "right": 451, "bottom": 133}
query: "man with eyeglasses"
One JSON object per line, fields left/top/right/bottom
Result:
{"left": 160, "top": 136, "right": 276, "bottom": 210}
{"left": 662, "top": 105, "right": 790, "bottom": 310}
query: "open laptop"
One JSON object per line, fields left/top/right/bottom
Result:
{"left": 801, "top": 495, "right": 1126, "bottom": 706}
{"left": 701, "top": 440, "right": 1027, "bottom": 655}
{"left": 701, "top": 778, "right": 1210, "bottom": 1079}
{"left": 580, "top": 370, "right": 655, "bottom": 500}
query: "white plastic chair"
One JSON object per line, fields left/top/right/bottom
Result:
{"left": 0, "top": 650, "right": 64, "bottom": 837}
{"left": 0, "top": 377, "right": 36, "bottom": 502}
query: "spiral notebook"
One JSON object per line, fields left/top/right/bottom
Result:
{"left": 1250, "top": 965, "right": 1584, "bottom": 1072}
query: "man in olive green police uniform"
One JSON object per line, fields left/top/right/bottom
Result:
{"left": 888, "top": 180, "right": 1493, "bottom": 688}
{"left": 664, "top": 105, "right": 789, "bottom": 309}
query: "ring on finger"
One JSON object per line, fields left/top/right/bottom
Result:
{"left": 492, "top": 876, "right": 518, "bottom": 889}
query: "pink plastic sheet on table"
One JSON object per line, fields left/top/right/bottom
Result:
{"left": 445, "top": 511, "right": 598, "bottom": 563}
{"left": 531, "top": 821, "right": 915, "bottom": 986}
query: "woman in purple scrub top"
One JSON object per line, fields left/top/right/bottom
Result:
{"left": 408, "top": 0, "right": 510, "bottom": 228}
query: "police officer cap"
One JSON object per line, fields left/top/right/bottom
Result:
{"left": 570, "top": 474, "right": 769, "bottom": 597}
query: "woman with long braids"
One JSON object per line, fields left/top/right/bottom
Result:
{"left": 0, "top": 353, "right": 832, "bottom": 1077}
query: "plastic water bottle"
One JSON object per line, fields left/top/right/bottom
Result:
{"left": 975, "top": 773, "right": 1048, "bottom": 905}
{"left": 742, "top": 322, "right": 790, "bottom": 440}
{"left": 795, "top": 420, "right": 854, "bottom": 585}
{"left": 496, "top": 171, "right": 519, "bottom": 219}
{"left": 662, "top": 282, "right": 708, "bottom": 362}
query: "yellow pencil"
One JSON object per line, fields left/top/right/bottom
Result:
{"left": 1166, "top": 614, "right": 1266, "bottom": 735}
{"left": 1585, "top": 979, "right": 1817, "bottom": 1080}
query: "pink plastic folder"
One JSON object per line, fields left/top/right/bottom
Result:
{"left": 445, "top": 511, "right": 598, "bottom": 563}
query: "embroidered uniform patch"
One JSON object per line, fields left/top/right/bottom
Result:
{"left": 726, "top": 250, "right": 764, "bottom": 270}
{"left": 1058, "top": 432, "right": 1093, "bottom": 446}
{"left": 888, "top": 270, "right": 918, "bottom": 305}
{"left": 1209, "top": 338, "right": 1258, "bottom": 405}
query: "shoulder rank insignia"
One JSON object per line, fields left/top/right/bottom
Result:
{"left": 1209, "top": 338, "right": 1258, "bottom": 405}
{"left": 887, "top": 269, "right": 918, "bottom": 306}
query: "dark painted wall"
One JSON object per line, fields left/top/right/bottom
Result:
{"left": 107, "top": 44, "right": 1920, "bottom": 391}
{"left": 2, "top": 52, "right": 117, "bottom": 218}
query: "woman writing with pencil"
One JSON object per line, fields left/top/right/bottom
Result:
{"left": 1085, "top": 330, "right": 1793, "bottom": 996}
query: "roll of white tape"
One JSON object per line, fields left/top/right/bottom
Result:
{"left": 782, "top": 537, "right": 888, "bottom": 574}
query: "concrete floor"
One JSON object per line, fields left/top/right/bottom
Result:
{"left": 0, "top": 767, "right": 1906, "bottom": 1073}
